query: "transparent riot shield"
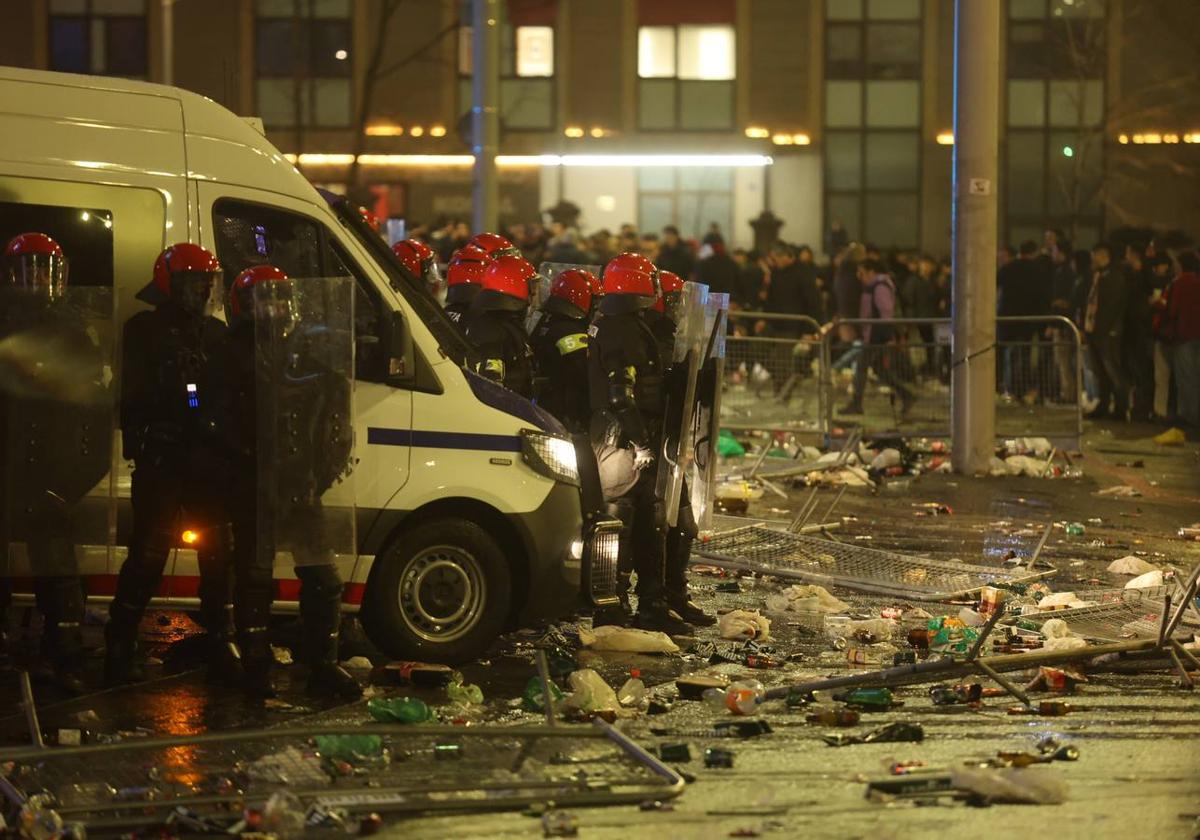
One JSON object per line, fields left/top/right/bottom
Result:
{"left": 655, "top": 281, "right": 707, "bottom": 529}
{"left": 254, "top": 276, "right": 356, "bottom": 586}
{"left": 532, "top": 262, "right": 601, "bottom": 333}
{"left": 0, "top": 287, "right": 115, "bottom": 628}
{"left": 690, "top": 292, "right": 729, "bottom": 531}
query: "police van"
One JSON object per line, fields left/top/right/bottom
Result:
{"left": 0, "top": 67, "right": 617, "bottom": 663}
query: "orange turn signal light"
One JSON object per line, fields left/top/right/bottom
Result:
{"left": 181, "top": 529, "right": 200, "bottom": 546}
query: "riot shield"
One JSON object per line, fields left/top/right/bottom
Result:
{"left": 690, "top": 292, "right": 729, "bottom": 531}
{"left": 0, "top": 287, "right": 115, "bottom": 611}
{"left": 654, "top": 281, "right": 707, "bottom": 529}
{"left": 532, "top": 262, "right": 601, "bottom": 333}
{"left": 254, "top": 276, "right": 356, "bottom": 583}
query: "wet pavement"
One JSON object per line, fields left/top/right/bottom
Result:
{"left": 2, "top": 418, "right": 1198, "bottom": 837}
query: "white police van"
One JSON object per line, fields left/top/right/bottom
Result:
{"left": 0, "top": 67, "right": 617, "bottom": 663}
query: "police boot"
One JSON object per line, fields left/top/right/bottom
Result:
{"left": 205, "top": 634, "right": 245, "bottom": 688}
{"left": 632, "top": 600, "right": 693, "bottom": 637}
{"left": 304, "top": 628, "right": 362, "bottom": 700}
{"left": 592, "top": 572, "right": 633, "bottom": 627}
{"left": 104, "top": 621, "right": 144, "bottom": 686}
{"left": 665, "top": 531, "right": 715, "bottom": 628}
{"left": 237, "top": 629, "right": 276, "bottom": 700}
{"left": 42, "top": 622, "right": 87, "bottom": 694}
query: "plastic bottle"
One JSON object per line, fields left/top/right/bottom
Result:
{"left": 446, "top": 679, "right": 484, "bottom": 705}
{"left": 367, "top": 696, "right": 431, "bottom": 724}
{"left": 313, "top": 734, "right": 385, "bottom": 759}
{"left": 834, "top": 687, "right": 894, "bottom": 710}
{"left": 724, "top": 679, "right": 763, "bottom": 715}
{"left": 521, "top": 675, "right": 564, "bottom": 712}
{"left": 701, "top": 687, "right": 728, "bottom": 712}
{"left": 1065, "top": 522, "right": 1085, "bottom": 536}
{"left": 805, "top": 709, "right": 860, "bottom": 726}
{"left": 617, "top": 669, "right": 647, "bottom": 709}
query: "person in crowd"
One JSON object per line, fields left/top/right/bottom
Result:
{"left": 638, "top": 233, "right": 660, "bottom": 263}
{"left": 754, "top": 242, "right": 822, "bottom": 397}
{"left": 1083, "top": 242, "right": 1130, "bottom": 420}
{"left": 1123, "top": 244, "right": 1157, "bottom": 422}
{"left": 831, "top": 242, "right": 866, "bottom": 371}
{"left": 657, "top": 225, "right": 695, "bottom": 280}
{"left": 838, "top": 259, "right": 915, "bottom": 418}
{"left": 694, "top": 233, "right": 741, "bottom": 301}
{"left": 1149, "top": 256, "right": 1178, "bottom": 423}
{"left": 464, "top": 256, "right": 538, "bottom": 398}
{"left": 1047, "top": 239, "right": 1078, "bottom": 403}
{"left": 997, "top": 240, "right": 1051, "bottom": 401}
{"left": 530, "top": 268, "right": 600, "bottom": 434}
{"left": 825, "top": 220, "right": 849, "bottom": 257}
{"left": 901, "top": 254, "right": 940, "bottom": 377}
{"left": 1166, "top": 251, "right": 1200, "bottom": 428}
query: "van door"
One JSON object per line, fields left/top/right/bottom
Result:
{"left": 197, "top": 185, "right": 413, "bottom": 599}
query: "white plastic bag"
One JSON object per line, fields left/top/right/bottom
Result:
{"left": 578, "top": 624, "right": 680, "bottom": 654}
{"left": 1107, "top": 555, "right": 1157, "bottom": 575}
{"left": 564, "top": 668, "right": 619, "bottom": 712}
{"left": 1125, "top": 569, "right": 1164, "bottom": 589}
{"left": 779, "top": 583, "right": 850, "bottom": 614}
{"left": 949, "top": 765, "right": 1068, "bottom": 804}
{"left": 718, "top": 609, "right": 771, "bottom": 641}
{"left": 869, "top": 448, "right": 902, "bottom": 470}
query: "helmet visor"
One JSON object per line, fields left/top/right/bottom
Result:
{"left": 9, "top": 252, "right": 68, "bottom": 300}
{"left": 250, "top": 281, "right": 297, "bottom": 337}
{"left": 172, "top": 270, "right": 218, "bottom": 316}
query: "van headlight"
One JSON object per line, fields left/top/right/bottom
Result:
{"left": 520, "top": 430, "right": 579, "bottom": 486}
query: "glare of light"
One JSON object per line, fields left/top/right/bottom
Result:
{"left": 792, "top": 132, "right": 811, "bottom": 145}
{"left": 569, "top": 539, "right": 583, "bottom": 561}
{"left": 564, "top": 126, "right": 584, "bottom": 138}
{"left": 430, "top": 125, "right": 447, "bottom": 137}
{"left": 1062, "top": 145, "right": 1074, "bottom": 157}
{"left": 366, "top": 124, "right": 404, "bottom": 136}
{"left": 1118, "top": 133, "right": 1129, "bottom": 144}
{"left": 409, "top": 125, "right": 425, "bottom": 137}
{"left": 589, "top": 127, "right": 605, "bottom": 138}
{"left": 103, "top": 219, "right": 112, "bottom": 229}
{"left": 334, "top": 49, "right": 348, "bottom": 60}
{"left": 298, "top": 153, "right": 774, "bottom": 168}
{"left": 936, "top": 131, "right": 955, "bottom": 145}
{"left": 181, "top": 529, "right": 200, "bottom": 546}
{"left": 1142, "top": 133, "right": 1162, "bottom": 144}
{"left": 80, "top": 211, "right": 90, "bottom": 221}
{"left": 744, "top": 126, "right": 770, "bottom": 139}
{"left": 771, "top": 133, "right": 794, "bottom": 145}
{"left": 1164, "top": 133, "right": 1180, "bottom": 144}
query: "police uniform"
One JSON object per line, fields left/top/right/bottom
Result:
{"left": 465, "top": 304, "right": 535, "bottom": 398}
{"left": 587, "top": 303, "right": 670, "bottom": 621}
{"left": 0, "top": 291, "right": 110, "bottom": 684}
{"left": 106, "top": 301, "right": 231, "bottom": 682}
{"left": 444, "top": 299, "right": 472, "bottom": 328}
{"left": 530, "top": 311, "right": 590, "bottom": 433}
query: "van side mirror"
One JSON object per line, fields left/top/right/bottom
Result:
{"left": 386, "top": 310, "right": 415, "bottom": 383}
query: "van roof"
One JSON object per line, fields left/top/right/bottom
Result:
{"left": 0, "top": 67, "right": 319, "bottom": 204}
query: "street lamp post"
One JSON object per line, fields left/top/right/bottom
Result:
{"left": 950, "top": 0, "right": 1000, "bottom": 473}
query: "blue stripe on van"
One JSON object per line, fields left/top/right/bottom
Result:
{"left": 367, "top": 427, "right": 523, "bottom": 452}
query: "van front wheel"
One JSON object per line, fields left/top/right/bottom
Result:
{"left": 361, "top": 518, "right": 512, "bottom": 664}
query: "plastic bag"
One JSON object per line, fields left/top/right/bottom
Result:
{"left": 594, "top": 442, "right": 638, "bottom": 501}
{"left": 718, "top": 609, "right": 771, "bottom": 641}
{"left": 1038, "top": 618, "right": 1087, "bottom": 652}
{"left": 564, "top": 668, "right": 619, "bottom": 712}
{"left": 1125, "top": 569, "right": 1164, "bottom": 589}
{"left": 772, "top": 583, "right": 849, "bottom": 614}
{"left": 869, "top": 448, "right": 902, "bottom": 470}
{"left": 578, "top": 624, "right": 680, "bottom": 653}
{"left": 1107, "top": 555, "right": 1157, "bottom": 575}
{"left": 1005, "top": 455, "right": 1046, "bottom": 477}
{"left": 949, "top": 765, "right": 1068, "bottom": 804}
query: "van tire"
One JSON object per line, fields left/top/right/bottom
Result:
{"left": 361, "top": 518, "right": 512, "bottom": 664}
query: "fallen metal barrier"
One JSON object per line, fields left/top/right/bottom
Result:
{"left": 0, "top": 719, "right": 684, "bottom": 831}
{"left": 1012, "top": 583, "right": 1200, "bottom": 643}
{"left": 692, "top": 524, "right": 1056, "bottom": 601}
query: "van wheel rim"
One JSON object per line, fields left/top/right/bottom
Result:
{"left": 398, "top": 545, "right": 486, "bottom": 643}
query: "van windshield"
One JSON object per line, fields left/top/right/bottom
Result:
{"left": 330, "top": 198, "right": 473, "bottom": 367}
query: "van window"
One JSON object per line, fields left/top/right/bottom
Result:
{"left": 0, "top": 201, "right": 114, "bottom": 288}
{"left": 211, "top": 198, "right": 390, "bottom": 382}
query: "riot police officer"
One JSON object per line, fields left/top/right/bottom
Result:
{"left": 469, "top": 231, "right": 521, "bottom": 259}
{"left": 1, "top": 232, "right": 110, "bottom": 691}
{"left": 642, "top": 271, "right": 715, "bottom": 627}
{"left": 443, "top": 244, "right": 490, "bottom": 327}
{"left": 106, "top": 243, "right": 237, "bottom": 686}
{"left": 587, "top": 253, "right": 688, "bottom": 634}
{"left": 391, "top": 238, "right": 441, "bottom": 297}
{"left": 225, "top": 265, "right": 361, "bottom": 700}
{"left": 464, "top": 255, "right": 538, "bottom": 398}
{"left": 530, "top": 269, "right": 600, "bottom": 434}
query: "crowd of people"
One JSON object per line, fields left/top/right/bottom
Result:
{"left": 409, "top": 216, "right": 1200, "bottom": 431}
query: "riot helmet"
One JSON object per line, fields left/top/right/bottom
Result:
{"left": 653, "top": 269, "right": 685, "bottom": 324}
{"left": 544, "top": 268, "right": 601, "bottom": 320}
{"left": 478, "top": 255, "right": 540, "bottom": 313}
{"left": 469, "top": 231, "right": 521, "bottom": 259}
{"left": 599, "top": 251, "right": 659, "bottom": 315}
{"left": 4, "top": 232, "right": 68, "bottom": 300}
{"left": 153, "top": 242, "right": 221, "bottom": 317}
{"left": 446, "top": 244, "right": 490, "bottom": 305}
{"left": 392, "top": 238, "right": 442, "bottom": 291}
{"left": 228, "top": 264, "right": 295, "bottom": 336}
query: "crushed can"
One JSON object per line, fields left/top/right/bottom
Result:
{"left": 703, "top": 747, "right": 735, "bottom": 768}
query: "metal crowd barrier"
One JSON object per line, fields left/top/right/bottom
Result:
{"left": 721, "top": 313, "right": 1083, "bottom": 447}
{"left": 723, "top": 312, "right": 825, "bottom": 437}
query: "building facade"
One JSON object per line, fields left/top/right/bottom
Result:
{"left": 2, "top": 0, "right": 1197, "bottom": 253}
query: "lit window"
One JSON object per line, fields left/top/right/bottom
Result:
{"left": 678, "top": 25, "right": 735, "bottom": 81}
{"left": 516, "top": 26, "right": 554, "bottom": 77}
{"left": 636, "top": 23, "right": 735, "bottom": 131}
{"left": 638, "top": 26, "right": 676, "bottom": 78}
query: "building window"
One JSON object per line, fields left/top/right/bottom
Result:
{"left": 1004, "top": 0, "right": 1106, "bottom": 245}
{"left": 637, "top": 167, "right": 733, "bottom": 242}
{"left": 458, "top": 4, "right": 555, "bottom": 132}
{"left": 255, "top": 0, "right": 352, "bottom": 129}
{"left": 637, "top": 24, "right": 735, "bottom": 131}
{"left": 823, "top": 0, "right": 922, "bottom": 250}
{"left": 49, "top": 0, "right": 148, "bottom": 78}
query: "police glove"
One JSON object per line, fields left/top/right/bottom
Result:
{"left": 633, "top": 445, "right": 655, "bottom": 471}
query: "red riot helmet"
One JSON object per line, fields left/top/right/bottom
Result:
{"left": 445, "top": 244, "right": 490, "bottom": 306}
{"left": 5, "top": 232, "right": 68, "bottom": 299}
{"left": 544, "top": 268, "right": 601, "bottom": 319}
{"left": 152, "top": 243, "right": 221, "bottom": 316}
{"left": 469, "top": 231, "right": 520, "bottom": 259}
{"left": 652, "top": 269, "right": 685, "bottom": 318}
{"left": 392, "top": 238, "right": 441, "bottom": 289}
{"left": 599, "top": 251, "right": 658, "bottom": 313}
{"left": 357, "top": 205, "right": 381, "bottom": 234}
{"left": 228, "top": 264, "right": 294, "bottom": 331}
{"left": 478, "top": 255, "right": 539, "bottom": 312}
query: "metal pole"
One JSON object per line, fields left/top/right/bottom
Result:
{"left": 950, "top": 0, "right": 1000, "bottom": 473}
{"left": 161, "top": 0, "right": 174, "bottom": 87}
{"left": 471, "top": 0, "right": 500, "bottom": 233}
